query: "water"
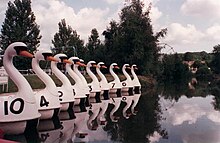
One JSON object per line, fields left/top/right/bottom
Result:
{"left": 2, "top": 81, "right": 220, "bottom": 143}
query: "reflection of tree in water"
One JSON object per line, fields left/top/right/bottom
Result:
{"left": 158, "top": 80, "right": 189, "bottom": 102}
{"left": 104, "top": 89, "right": 167, "bottom": 143}
{"left": 159, "top": 79, "right": 211, "bottom": 102}
{"left": 210, "top": 80, "right": 220, "bottom": 111}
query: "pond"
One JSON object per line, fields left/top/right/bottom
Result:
{"left": 2, "top": 80, "right": 220, "bottom": 143}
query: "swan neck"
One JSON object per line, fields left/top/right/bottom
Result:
{"left": 51, "top": 62, "right": 71, "bottom": 87}
{"left": 122, "top": 68, "right": 131, "bottom": 80}
{"left": 3, "top": 53, "right": 34, "bottom": 102}
{"left": 66, "top": 64, "right": 81, "bottom": 85}
{"left": 97, "top": 68, "right": 107, "bottom": 83}
{"left": 131, "top": 69, "right": 138, "bottom": 80}
{"left": 110, "top": 68, "right": 120, "bottom": 81}
{"left": 32, "top": 59, "right": 57, "bottom": 93}
{"left": 86, "top": 66, "right": 99, "bottom": 83}
{"left": 74, "top": 65, "right": 88, "bottom": 84}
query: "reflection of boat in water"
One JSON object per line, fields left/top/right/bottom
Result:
{"left": 58, "top": 110, "right": 75, "bottom": 143}
{"left": 38, "top": 117, "right": 61, "bottom": 143}
{"left": 121, "top": 92, "right": 134, "bottom": 119}
{"left": 72, "top": 111, "right": 89, "bottom": 142}
{"left": 86, "top": 98, "right": 102, "bottom": 130}
{"left": 96, "top": 99, "right": 110, "bottom": 126}
{"left": 109, "top": 93, "right": 122, "bottom": 122}
{"left": 131, "top": 93, "right": 141, "bottom": 115}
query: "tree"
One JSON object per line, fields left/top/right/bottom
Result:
{"left": 210, "top": 44, "right": 220, "bottom": 74}
{"left": 0, "top": 0, "right": 42, "bottom": 69}
{"left": 102, "top": 20, "right": 120, "bottom": 65}
{"left": 86, "top": 28, "right": 103, "bottom": 61}
{"left": 162, "top": 53, "right": 190, "bottom": 82}
{"left": 103, "top": 1, "right": 167, "bottom": 75}
{"left": 183, "top": 52, "right": 194, "bottom": 61}
{"left": 52, "top": 19, "right": 85, "bottom": 59}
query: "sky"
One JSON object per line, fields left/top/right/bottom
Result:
{"left": 0, "top": 0, "right": 220, "bottom": 53}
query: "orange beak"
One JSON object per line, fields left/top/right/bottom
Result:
{"left": 76, "top": 61, "right": 86, "bottom": 67}
{"left": 134, "top": 67, "right": 138, "bottom": 70}
{"left": 63, "top": 59, "right": 72, "bottom": 64}
{"left": 114, "top": 66, "right": 120, "bottom": 69}
{"left": 126, "top": 67, "right": 131, "bottom": 69}
{"left": 93, "top": 64, "right": 98, "bottom": 68}
{"left": 19, "top": 50, "right": 34, "bottom": 58}
{"left": 46, "top": 56, "right": 58, "bottom": 62}
{"left": 101, "top": 65, "right": 107, "bottom": 69}
{"left": 80, "top": 63, "right": 87, "bottom": 67}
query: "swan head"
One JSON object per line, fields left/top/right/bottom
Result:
{"left": 79, "top": 59, "right": 87, "bottom": 67}
{"left": 4, "top": 42, "right": 34, "bottom": 58}
{"left": 131, "top": 64, "right": 138, "bottom": 70}
{"left": 110, "top": 63, "right": 120, "bottom": 70}
{"left": 54, "top": 53, "right": 71, "bottom": 64}
{"left": 122, "top": 64, "right": 131, "bottom": 70}
{"left": 33, "top": 49, "right": 57, "bottom": 62}
{"left": 69, "top": 57, "right": 84, "bottom": 66}
{"left": 87, "top": 61, "right": 97, "bottom": 68}
{"left": 97, "top": 62, "right": 107, "bottom": 69}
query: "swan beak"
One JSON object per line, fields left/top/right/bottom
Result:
{"left": 19, "top": 50, "right": 34, "bottom": 58}
{"left": 76, "top": 61, "right": 85, "bottom": 66}
{"left": 101, "top": 65, "right": 107, "bottom": 69}
{"left": 134, "top": 67, "right": 138, "bottom": 70}
{"left": 46, "top": 56, "right": 58, "bottom": 62}
{"left": 126, "top": 67, "right": 131, "bottom": 69}
{"left": 93, "top": 64, "right": 98, "bottom": 68}
{"left": 114, "top": 66, "right": 120, "bottom": 69}
{"left": 80, "top": 63, "right": 87, "bottom": 67}
{"left": 63, "top": 59, "right": 72, "bottom": 64}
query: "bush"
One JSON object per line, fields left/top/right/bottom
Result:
{"left": 196, "top": 65, "right": 212, "bottom": 79}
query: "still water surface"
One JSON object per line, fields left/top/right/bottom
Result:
{"left": 3, "top": 82, "right": 220, "bottom": 143}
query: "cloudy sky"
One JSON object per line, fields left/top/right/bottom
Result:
{"left": 0, "top": 0, "right": 220, "bottom": 53}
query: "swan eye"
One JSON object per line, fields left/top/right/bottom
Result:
{"left": 91, "top": 63, "right": 97, "bottom": 67}
{"left": 59, "top": 56, "right": 68, "bottom": 62}
{"left": 14, "top": 46, "right": 28, "bottom": 55}
{"left": 42, "top": 53, "right": 53, "bottom": 60}
{"left": 73, "top": 59, "right": 80, "bottom": 63}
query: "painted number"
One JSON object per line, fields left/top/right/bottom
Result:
{"left": 58, "top": 91, "right": 63, "bottom": 101}
{"left": 73, "top": 89, "right": 75, "bottom": 96}
{"left": 4, "top": 98, "right": 24, "bottom": 115}
{"left": 40, "top": 96, "right": 49, "bottom": 107}
{"left": 122, "top": 82, "right": 126, "bottom": 86}
{"left": 112, "top": 83, "right": 115, "bottom": 88}
{"left": 89, "top": 86, "right": 92, "bottom": 92}
{"left": 40, "top": 133, "right": 49, "bottom": 142}
{"left": 122, "top": 97, "right": 127, "bottom": 101}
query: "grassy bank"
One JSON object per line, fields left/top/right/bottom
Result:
{"left": 0, "top": 74, "right": 155, "bottom": 93}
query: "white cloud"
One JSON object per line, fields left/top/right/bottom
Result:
{"left": 167, "top": 103, "right": 206, "bottom": 125}
{"left": 161, "top": 96, "right": 220, "bottom": 143}
{"left": 104, "top": 0, "right": 123, "bottom": 4}
{"left": 206, "top": 24, "right": 220, "bottom": 41}
{"left": 148, "top": 131, "right": 162, "bottom": 143}
{"left": 31, "top": 0, "right": 110, "bottom": 49}
{"left": 181, "top": 0, "right": 220, "bottom": 18}
{"left": 163, "top": 23, "right": 204, "bottom": 45}
{"left": 0, "top": 0, "right": 9, "bottom": 25}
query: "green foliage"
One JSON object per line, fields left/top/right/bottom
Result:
{"left": 52, "top": 19, "right": 85, "bottom": 58}
{"left": 103, "top": 1, "right": 167, "bottom": 75}
{"left": 184, "top": 52, "right": 194, "bottom": 61}
{"left": 210, "top": 44, "right": 220, "bottom": 74}
{"left": 196, "top": 65, "right": 212, "bottom": 79}
{"left": 162, "top": 53, "right": 190, "bottom": 82}
{"left": 192, "top": 60, "right": 203, "bottom": 68}
{"left": 85, "top": 28, "right": 105, "bottom": 62}
{"left": 0, "top": 0, "right": 41, "bottom": 69}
